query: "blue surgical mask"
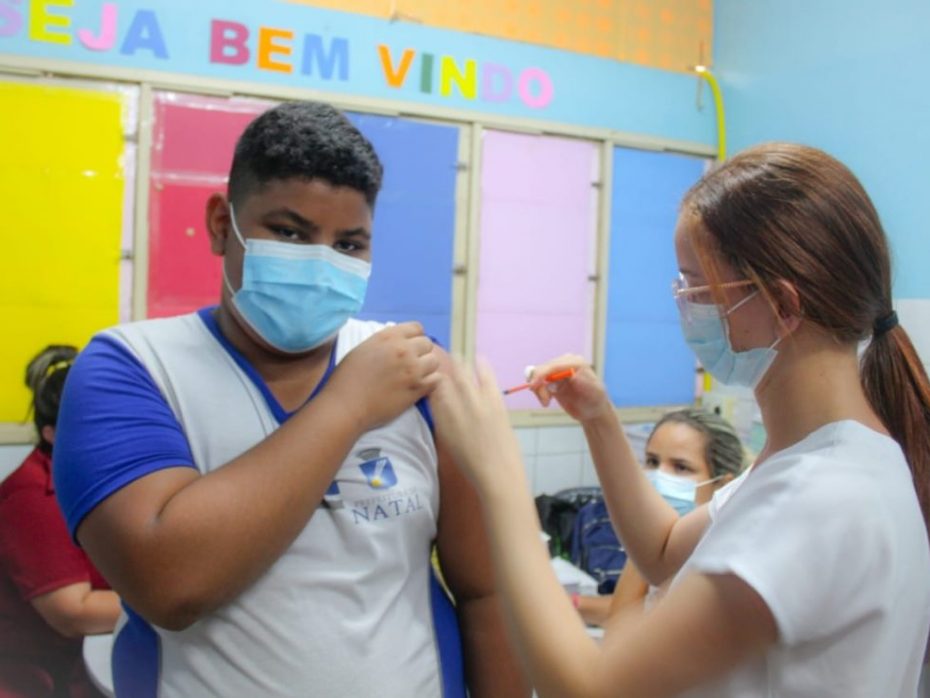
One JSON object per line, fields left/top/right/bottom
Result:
{"left": 644, "top": 469, "right": 721, "bottom": 516}
{"left": 224, "top": 205, "right": 371, "bottom": 354}
{"left": 679, "top": 292, "right": 781, "bottom": 389}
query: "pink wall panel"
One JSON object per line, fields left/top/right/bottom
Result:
{"left": 151, "top": 93, "right": 271, "bottom": 175}
{"left": 477, "top": 130, "right": 599, "bottom": 409}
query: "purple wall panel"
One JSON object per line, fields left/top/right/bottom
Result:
{"left": 477, "top": 130, "right": 599, "bottom": 409}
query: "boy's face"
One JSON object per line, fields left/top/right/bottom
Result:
{"left": 212, "top": 177, "right": 372, "bottom": 270}
{"left": 206, "top": 177, "right": 373, "bottom": 351}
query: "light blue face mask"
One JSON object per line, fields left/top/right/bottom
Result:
{"left": 644, "top": 469, "right": 722, "bottom": 516}
{"left": 224, "top": 204, "right": 371, "bottom": 354}
{"left": 679, "top": 292, "right": 782, "bottom": 389}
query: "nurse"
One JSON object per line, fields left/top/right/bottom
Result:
{"left": 432, "top": 142, "right": 930, "bottom": 697}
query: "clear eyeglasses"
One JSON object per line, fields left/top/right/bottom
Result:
{"left": 671, "top": 273, "right": 755, "bottom": 323}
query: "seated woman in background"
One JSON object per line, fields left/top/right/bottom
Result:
{"left": 576, "top": 407, "right": 746, "bottom": 627}
{"left": 0, "top": 346, "right": 121, "bottom": 698}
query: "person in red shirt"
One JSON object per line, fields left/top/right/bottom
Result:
{"left": 0, "top": 346, "right": 121, "bottom": 698}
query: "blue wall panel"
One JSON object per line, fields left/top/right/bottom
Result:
{"left": 349, "top": 113, "right": 458, "bottom": 349}
{"left": 605, "top": 148, "right": 706, "bottom": 407}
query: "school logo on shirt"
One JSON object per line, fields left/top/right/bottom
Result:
{"left": 347, "top": 448, "right": 425, "bottom": 525}
{"left": 322, "top": 447, "right": 400, "bottom": 509}
{"left": 358, "top": 448, "right": 398, "bottom": 490}
{"left": 322, "top": 480, "right": 344, "bottom": 509}
{"left": 323, "top": 447, "right": 424, "bottom": 523}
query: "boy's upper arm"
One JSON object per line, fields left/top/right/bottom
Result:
{"left": 54, "top": 335, "right": 197, "bottom": 539}
{"left": 434, "top": 439, "right": 496, "bottom": 600}
{"left": 431, "top": 347, "right": 496, "bottom": 599}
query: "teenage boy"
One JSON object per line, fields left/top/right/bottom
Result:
{"left": 55, "top": 101, "right": 527, "bottom": 698}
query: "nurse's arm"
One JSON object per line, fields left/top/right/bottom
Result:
{"left": 478, "top": 467, "right": 776, "bottom": 697}
{"left": 433, "top": 353, "right": 531, "bottom": 698}
{"left": 581, "top": 409, "right": 713, "bottom": 584}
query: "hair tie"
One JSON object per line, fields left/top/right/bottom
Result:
{"left": 873, "top": 311, "right": 898, "bottom": 338}
{"left": 45, "top": 359, "right": 73, "bottom": 376}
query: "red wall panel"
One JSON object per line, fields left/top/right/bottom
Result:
{"left": 147, "top": 93, "right": 272, "bottom": 318}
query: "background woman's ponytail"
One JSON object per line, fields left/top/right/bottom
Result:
{"left": 25, "top": 344, "right": 78, "bottom": 452}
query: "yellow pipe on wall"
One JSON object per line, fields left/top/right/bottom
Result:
{"left": 692, "top": 65, "right": 726, "bottom": 400}
{"left": 694, "top": 65, "right": 726, "bottom": 162}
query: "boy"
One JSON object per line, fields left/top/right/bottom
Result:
{"left": 54, "top": 102, "right": 527, "bottom": 697}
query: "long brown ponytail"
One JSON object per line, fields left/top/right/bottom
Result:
{"left": 862, "top": 324, "right": 930, "bottom": 522}
{"left": 683, "top": 143, "right": 930, "bottom": 527}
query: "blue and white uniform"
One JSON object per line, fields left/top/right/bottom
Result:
{"left": 54, "top": 308, "right": 464, "bottom": 698}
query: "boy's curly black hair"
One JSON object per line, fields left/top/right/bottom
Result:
{"left": 228, "top": 101, "right": 383, "bottom": 207}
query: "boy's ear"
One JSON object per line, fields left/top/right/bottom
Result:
{"left": 205, "top": 194, "right": 232, "bottom": 256}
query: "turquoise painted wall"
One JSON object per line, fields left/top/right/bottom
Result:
{"left": 715, "top": 0, "right": 930, "bottom": 298}
{"left": 0, "top": 0, "right": 716, "bottom": 145}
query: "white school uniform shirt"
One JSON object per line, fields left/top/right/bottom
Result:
{"left": 676, "top": 420, "right": 930, "bottom": 697}
{"left": 54, "top": 310, "right": 463, "bottom": 698}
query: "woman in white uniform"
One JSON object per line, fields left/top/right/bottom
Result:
{"left": 432, "top": 142, "right": 930, "bottom": 697}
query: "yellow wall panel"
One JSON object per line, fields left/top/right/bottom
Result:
{"left": 282, "top": 0, "right": 713, "bottom": 72}
{"left": 0, "top": 83, "right": 125, "bottom": 423}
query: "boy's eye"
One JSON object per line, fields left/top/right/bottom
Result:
{"left": 335, "top": 239, "right": 364, "bottom": 253}
{"left": 270, "top": 225, "right": 300, "bottom": 241}
{"left": 644, "top": 455, "right": 659, "bottom": 468}
{"left": 671, "top": 461, "right": 694, "bottom": 474}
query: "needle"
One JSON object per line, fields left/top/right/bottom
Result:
{"left": 502, "top": 368, "right": 576, "bottom": 395}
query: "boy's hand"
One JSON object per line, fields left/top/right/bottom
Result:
{"left": 328, "top": 322, "right": 440, "bottom": 431}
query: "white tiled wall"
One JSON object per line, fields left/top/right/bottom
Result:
{"left": 517, "top": 423, "right": 652, "bottom": 496}
{"left": 1, "top": 424, "right": 655, "bottom": 493}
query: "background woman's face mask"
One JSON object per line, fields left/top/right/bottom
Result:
{"left": 224, "top": 204, "right": 371, "bottom": 353}
{"left": 644, "top": 468, "right": 722, "bottom": 516}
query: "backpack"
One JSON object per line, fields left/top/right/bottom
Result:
{"left": 534, "top": 487, "right": 602, "bottom": 560}
{"left": 570, "top": 498, "right": 627, "bottom": 594}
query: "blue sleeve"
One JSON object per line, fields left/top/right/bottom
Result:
{"left": 416, "top": 334, "right": 444, "bottom": 436}
{"left": 54, "top": 335, "right": 196, "bottom": 538}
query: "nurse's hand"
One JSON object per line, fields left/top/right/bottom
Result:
{"left": 431, "top": 358, "right": 523, "bottom": 491}
{"left": 527, "top": 355, "right": 612, "bottom": 423}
